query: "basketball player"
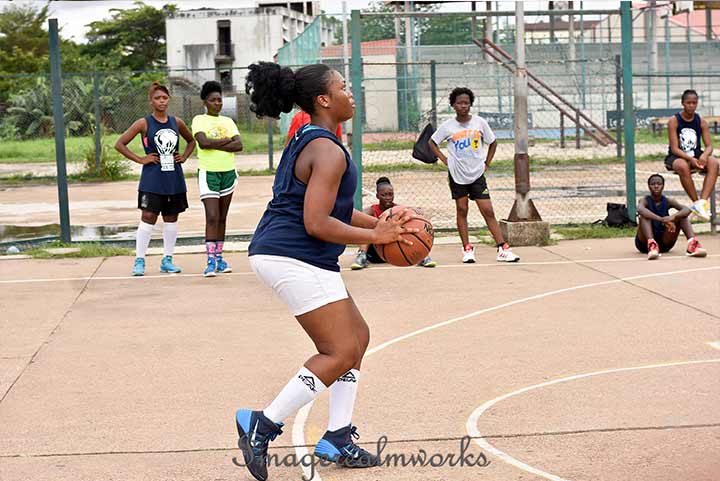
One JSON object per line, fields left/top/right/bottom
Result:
{"left": 115, "top": 82, "right": 195, "bottom": 276}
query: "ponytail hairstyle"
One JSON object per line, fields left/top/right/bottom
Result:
{"left": 245, "top": 61, "right": 334, "bottom": 119}
{"left": 148, "top": 81, "right": 169, "bottom": 99}
{"left": 200, "top": 80, "right": 222, "bottom": 100}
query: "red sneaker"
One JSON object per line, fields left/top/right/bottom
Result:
{"left": 647, "top": 239, "right": 660, "bottom": 260}
{"left": 686, "top": 237, "right": 707, "bottom": 258}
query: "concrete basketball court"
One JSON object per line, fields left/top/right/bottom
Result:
{"left": 1, "top": 236, "right": 719, "bottom": 481}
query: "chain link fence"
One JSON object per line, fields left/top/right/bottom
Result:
{"left": 0, "top": 6, "right": 718, "bottom": 234}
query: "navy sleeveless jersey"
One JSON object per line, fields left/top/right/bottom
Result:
{"left": 645, "top": 195, "right": 670, "bottom": 236}
{"left": 249, "top": 124, "right": 357, "bottom": 272}
{"left": 138, "top": 114, "right": 187, "bottom": 195}
{"left": 669, "top": 112, "right": 702, "bottom": 158}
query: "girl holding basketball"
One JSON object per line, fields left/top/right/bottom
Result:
{"left": 115, "top": 82, "right": 196, "bottom": 276}
{"left": 237, "top": 62, "right": 414, "bottom": 480}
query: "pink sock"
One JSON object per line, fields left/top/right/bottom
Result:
{"left": 206, "top": 241, "right": 216, "bottom": 257}
{"left": 216, "top": 241, "right": 224, "bottom": 256}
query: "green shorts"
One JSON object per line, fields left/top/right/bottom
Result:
{"left": 198, "top": 169, "right": 237, "bottom": 199}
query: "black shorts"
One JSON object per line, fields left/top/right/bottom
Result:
{"left": 664, "top": 150, "right": 703, "bottom": 171}
{"left": 634, "top": 234, "right": 675, "bottom": 253}
{"left": 137, "top": 191, "right": 188, "bottom": 215}
{"left": 448, "top": 174, "right": 491, "bottom": 200}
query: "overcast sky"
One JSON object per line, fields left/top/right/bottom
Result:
{"left": 0, "top": 0, "right": 621, "bottom": 44}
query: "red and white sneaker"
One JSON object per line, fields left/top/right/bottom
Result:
{"left": 462, "top": 245, "right": 476, "bottom": 263}
{"left": 496, "top": 243, "right": 520, "bottom": 262}
{"left": 686, "top": 237, "right": 707, "bottom": 257}
{"left": 647, "top": 239, "right": 660, "bottom": 260}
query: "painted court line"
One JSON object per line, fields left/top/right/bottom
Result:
{"left": 1, "top": 254, "right": 717, "bottom": 285}
{"left": 292, "top": 266, "right": 719, "bottom": 481}
{"left": 708, "top": 342, "right": 720, "bottom": 350}
{"left": 465, "top": 358, "right": 720, "bottom": 481}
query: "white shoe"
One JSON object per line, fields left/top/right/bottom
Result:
{"left": 497, "top": 243, "right": 520, "bottom": 262}
{"left": 462, "top": 246, "right": 476, "bottom": 263}
{"left": 689, "top": 199, "right": 711, "bottom": 221}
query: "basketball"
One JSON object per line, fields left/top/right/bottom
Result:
{"left": 373, "top": 206, "right": 434, "bottom": 266}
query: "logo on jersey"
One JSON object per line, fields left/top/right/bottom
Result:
{"left": 451, "top": 129, "right": 483, "bottom": 152}
{"left": 679, "top": 127, "right": 697, "bottom": 155}
{"left": 154, "top": 128, "right": 178, "bottom": 156}
{"left": 207, "top": 125, "right": 229, "bottom": 139}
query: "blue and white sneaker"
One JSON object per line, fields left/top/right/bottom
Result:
{"left": 204, "top": 257, "right": 217, "bottom": 277}
{"left": 314, "top": 424, "right": 380, "bottom": 468}
{"left": 235, "top": 409, "right": 284, "bottom": 481}
{"left": 132, "top": 257, "right": 145, "bottom": 276}
{"left": 159, "top": 255, "right": 182, "bottom": 273}
{"left": 216, "top": 255, "right": 232, "bottom": 273}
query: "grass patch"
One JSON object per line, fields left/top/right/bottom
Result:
{"left": 363, "top": 140, "right": 415, "bottom": 151}
{"left": 552, "top": 223, "right": 637, "bottom": 240}
{"left": 23, "top": 242, "right": 133, "bottom": 259}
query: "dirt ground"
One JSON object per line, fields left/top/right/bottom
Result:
{"left": 1, "top": 238, "right": 719, "bottom": 481}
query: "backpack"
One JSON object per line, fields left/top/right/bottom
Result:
{"left": 412, "top": 123, "right": 438, "bottom": 164}
{"left": 604, "top": 202, "right": 636, "bottom": 227}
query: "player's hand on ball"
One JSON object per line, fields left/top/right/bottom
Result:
{"left": 373, "top": 208, "right": 419, "bottom": 245}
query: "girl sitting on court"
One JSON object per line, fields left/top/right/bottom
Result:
{"left": 351, "top": 176, "right": 436, "bottom": 269}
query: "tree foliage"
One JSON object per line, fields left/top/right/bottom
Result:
{"left": 82, "top": 1, "right": 176, "bottom": 70}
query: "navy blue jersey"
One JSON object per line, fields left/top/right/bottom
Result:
{"left": 669, "top": 112, "right": 703, "bottom": 158}
{"left": 249, "top": 124, "right": 357, "bottom": 272}
{"left": 138, "top": 114, "right": 187, "bottom": 195}
{"left": 645, "top": 194, "right": 670, "bottom": 237}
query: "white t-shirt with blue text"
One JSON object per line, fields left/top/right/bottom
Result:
{"left": 431, "top": 115, "right": 496, "bottom": 185}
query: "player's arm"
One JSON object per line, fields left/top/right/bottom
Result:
{"left": 215, "top": 135, "right": 243, "bottom": 152}
{"left": 699, "top": 118, "right": 713, "bottom": 166}
{"left": 485, "top": 140, "right": 498, "bottom": 168}
{"left": 115, "top": 118, "right": 157, "bottom": 165}
{"left": 351, "top": 210, "right": 379, "bottom": 229}
{"left": 666, "top": 197, "right": 691, "bottom": 219}
{"left": 194, "top": 131, "right": 233, "bottom": 149}
{"left": 636, "top": 197, "right": 663, "bottom": 222}
{"left": 428, "top": 139, "right": 448, "bottom": 165}
{"left": 667, "top": 116, "right": 694, "bottom": 162}
{"left": 175, "top": 118, "right": 196, "bottom": 163}
{"left": 301, "top": 138, "right": 413, "bottom": 245}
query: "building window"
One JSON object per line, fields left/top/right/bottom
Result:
{"left": 217, "top": 20, "right": 232, "bottom": 57}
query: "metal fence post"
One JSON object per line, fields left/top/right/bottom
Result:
{"left": 49, "top": 19, "right": 71, "bottom": 243}
{"left": 621, "top": 1, "right": 637, "bottom": 221}
{"left": 687, "top": 10, "right": 693, "bottom": 89}
{"left": 267, "top": 118, "right": 273, "bottom": 170}
{"left": 351, "top": 9, "right": 363, "bottom": 210}
{"left": 615, "top": 54, "right": 623, "bottom": 159}
{"left": 575, "top": 109, "right": 580, "bottom": 149}
{"left": 665, "top": 14, "right": 670, "bottom": 108}
{"left": 560, "top": 113, "right": 565, "bottom": 148}
{"left": 93, "top": 71, "right": 102, "bottom": 173}
{"left": 430, "top": 60, "right": 437, "bottom": 127}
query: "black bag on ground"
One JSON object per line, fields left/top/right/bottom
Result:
{"left": 412, "top": 123, "right": 438, "bottom": 164}
{"left": 604, "top": 202, "right": 636, "bottom": 227}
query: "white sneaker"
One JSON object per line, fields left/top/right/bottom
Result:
{"left": 497, "top": 243, "right": 520, "bottom": 262}
{"left": 690, "top": 199, "right": 711, "bottom": 221}
{"left": 462, "top": 246, "right": 476, "bottom": 263}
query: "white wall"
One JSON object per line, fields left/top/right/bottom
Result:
{"left": 166, "top": 7, "right": 317, "bottom": 90}
{"left": 364, "top": 54, "right": 398, "bottom": 131}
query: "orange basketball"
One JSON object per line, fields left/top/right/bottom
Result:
{"left": 373, "top": 206, "right": 434, "bottom": 267}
